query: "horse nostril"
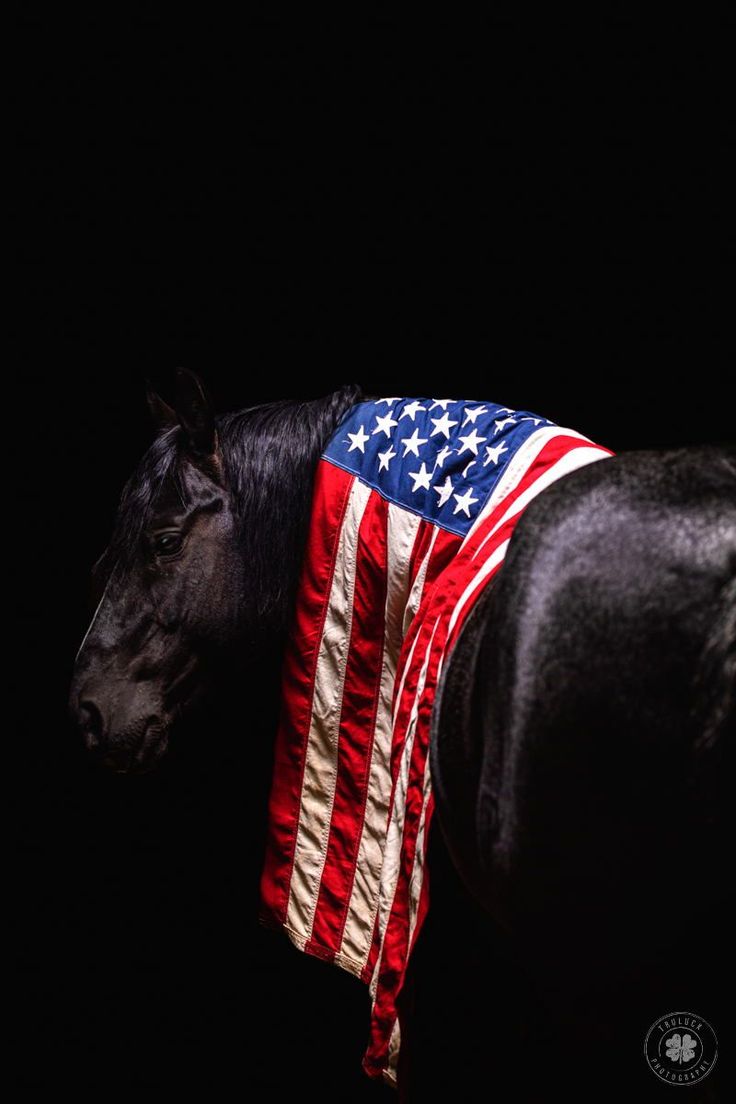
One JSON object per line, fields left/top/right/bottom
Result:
{"left": 79, "top": 700, "right": 104, "bottom": 750}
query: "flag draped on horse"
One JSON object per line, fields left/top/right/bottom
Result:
{"left": 260, "top": 397, "right": 612, "bottom": 1084}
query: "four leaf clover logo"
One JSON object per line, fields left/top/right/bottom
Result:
{"left": 665, "top": 1033, "right": 697, "bottom": 1064}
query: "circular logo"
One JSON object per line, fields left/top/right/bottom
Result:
{"left": 644, "top": 1012, "right": 718, "bottom": 1086}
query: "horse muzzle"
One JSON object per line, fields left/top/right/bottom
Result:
{"left": 99, "top": 719, "right": 169, "bottom": 774}
{"left": 71, "top": 682, "right": 171, "bottom": 774}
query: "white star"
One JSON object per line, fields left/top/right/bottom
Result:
{"left": 430, "top": 411, "right": 459, "bottom": 439}
{"left": 462, "top": 459, "right": 476, "bottom": 478}
{"left": 493, "top": 417, "right": 516, "bottom": 435}
{"left": 347, "top": 424, "right": 370, "bottom": 453}
{"left": 520, "top": 416, "right": 543, "bottom": 425}
{"left": 429, "top": 398, "right": 456, "bottom": 411}
{"left": 408, "top": 462, "right": 433, "bottom": 492}
{"left": 401, "top": 428, "right": 429, "bottom": 457}
{"left": 398, "top": 400, "right": 428, "bottom": 421}
{"left": 377, "top": 445, "right": 397, "bottom": 471}
{"left": 376, "top": 397, "right": 401, "bottom": 406}
{"left": 496, "top": 406, "right": 515, "bottom": 415}
{"left": 461, "top": 404, "right": 488, "bottom": 427}
{"left": 434, "top": 445, "right": 454, "bottom": 469}
{"left": 453, "top": 487, "right": 479, "bottom": 517}
{"left": 372, "top": 411, "right": 398, "bottom": 437}
{"left": 457, "top": 428, "right": 487, "bottom": 456}
{"left": 433, "top": 475, "right": 454, "bottom": 506}
{"left": 483, "top": 443, "right": 508, "bottom": 467}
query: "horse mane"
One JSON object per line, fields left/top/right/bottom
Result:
{"left": 218, "top": 384, "right": 363, "bottom": 632}
{"left": 104, "top": 384, "right": 363, "bottom": 636}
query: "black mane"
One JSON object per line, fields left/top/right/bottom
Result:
{"left": 218, "top": 385, "right": 363, "bottom": 631}
{"left": 104, "top": 384, "right": 363, "bottom": 634}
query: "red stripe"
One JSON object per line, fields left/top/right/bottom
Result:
{"left": 308, "top": 491, "right": 389, "bottom": 953}
{"left": 389, "top": 527, "right": 459, "bottom": 769}
{"left": 407, "top": 519, "right": 434, "bottom": 585}
{"left": 259, "top": 461, "right": 355, "bottom": 925}
{"left": 361, "top": 901, "right": 383, "bottom": 986}
{"left": 423, "top": 527, "right": 461, "bottom": 590}
{"left": 407, "top": 522, "right": 460, "bottom": 599}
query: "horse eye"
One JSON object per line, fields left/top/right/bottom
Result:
{"left": 152, "top": 532, "right": 184, "bottom": 557}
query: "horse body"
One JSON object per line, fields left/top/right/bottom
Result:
{"left": 69, "top": 374, "right": 734, "bottom": 1096}
{"left": 432, "top": 446, "right": 735, "bottom": 956}
{"left": 425, "top": 444, "right": 734, "bottom": 1097}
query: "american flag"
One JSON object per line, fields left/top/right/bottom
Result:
{"left": 260, "top": 397, "right": 612, "bottom": 1084}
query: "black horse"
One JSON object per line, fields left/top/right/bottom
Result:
{"left": 69, "top": 371, "right": 734, "bottom": 1099}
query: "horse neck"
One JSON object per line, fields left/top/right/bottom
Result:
{"left": 218, "top": 385, "right": 362, "bottom": 641}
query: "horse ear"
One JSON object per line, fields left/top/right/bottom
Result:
{"left": 145, "top": 380, "right": 178, "bottom": 432}
{"left": 175, "top": 367, "right": 218, "bottom": 458}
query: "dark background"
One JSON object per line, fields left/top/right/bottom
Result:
{"left": 12, "top": 20, "right": 734, "bottom": 1099}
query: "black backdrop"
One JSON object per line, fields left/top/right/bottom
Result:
{"left": 12, "top": 22, "right": 734, "bottom": 1100}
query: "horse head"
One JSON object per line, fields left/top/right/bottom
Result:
{"left": 68, "top": 373, "right": 362, "bottom": 773}
{"left": 68, "top": 369, "right": 247, "bottom": 772}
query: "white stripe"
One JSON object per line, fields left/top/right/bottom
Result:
{"left": 384, "top": 1019, "right": 402, "bottom": 1085}
{"left": 392, "top": 526, "right": 438, "bottom": 729}
{"left": 406, "top": 747, "right": 433, "bottom": 954}
{"left": 370, "top": 617, "right": 440, "bottom": 998}
{"left": 340, "top": 505, "right": 421, "bottom": 968}
{"left": 74, "top": 564, "right": 117, "bottom": 663}
{"left": 391, "top": 619, "right": 421, "bottom": 729}
{"left": 377, "top": 750, "right": 433, "bottom": 1083}
{"left": 444, "top": 539, "right": 511, "bottom": 647}
{"left": 403, "top": 526, "right": 438, "bottom": 635}
{"left": 285, "top": 479, "right": 372, "bottom": 940}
